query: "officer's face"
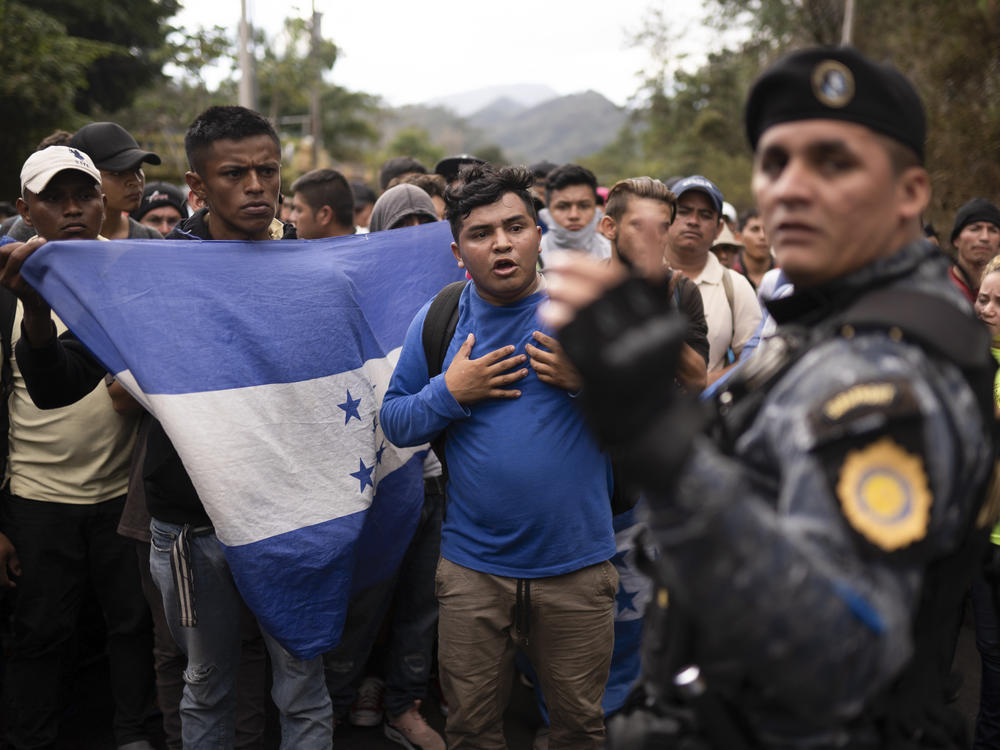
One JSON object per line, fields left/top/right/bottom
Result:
{"left": 752, "top": 119, "right": 923, "bottom": 288}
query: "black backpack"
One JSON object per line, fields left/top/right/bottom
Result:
{"left": 419, "top": 280, "right": 639, "bottom": 515}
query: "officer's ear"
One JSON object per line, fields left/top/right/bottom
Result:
{"left": 895, "top": 166, "right": 931, "bottom": 222}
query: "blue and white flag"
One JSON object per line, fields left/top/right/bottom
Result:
{"left": 21, "top": 221, "right": 464, "bottom": 659}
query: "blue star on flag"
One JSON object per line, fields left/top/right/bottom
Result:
{"left": 616, "top": 585, "right": 638, "bottom": 615}
{"left": 337, "top": 390, "right": 362, "bottom": 424}
{"left": 610, "top": 549, "right": 629, "bottom": 570}
{"left": 376, "top": 441, "right": 386, "bottom": 465}
{"left": 349, "top": 458, "right": 375, "bottom": 492}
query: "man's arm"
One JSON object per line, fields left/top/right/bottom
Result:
{"left": 0, "top": 237, "right": 106, "bottom": 407}
{"left": 542, "top": 253, "right": 988, "bottom": 719}
{"left": 675, "top": 277, "right": 709, "bottom": 392}
{"left": 0, "top": 533, "right": 21, "bottom": 588}
{"left": 380, "top": 302, "right": 528, "bottom": 447}
{"left": 633, "top": 338, "right": 985, "bottom": 719}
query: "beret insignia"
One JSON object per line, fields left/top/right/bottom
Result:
{"left": 812, "top": 59, "right": 855, "bottom": 108}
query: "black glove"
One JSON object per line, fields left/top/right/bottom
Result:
{"left": 558, "top": 275, "right": 688, "bottom": 446}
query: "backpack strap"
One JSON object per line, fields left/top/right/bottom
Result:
{"left": 721, "top": 267, "right": 736, "bottom": 342}
{"left": 420, "top": 280, "right": 467, "bottom": 476}
{"left": 422, "top": 280, "right": 467, "bottom": 379}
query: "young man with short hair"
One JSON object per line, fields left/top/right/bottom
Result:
{"left": 665, "top": 175, "right": 762, "bottom": 383}
{"left": 539, "top": 163, "right": 612, "bottom": 264}
{"left": 289, "top": 168, "right": 356, "bottom": 240}
{"left": 599, "top": 176, "right": 708, "bottom": 392}
{"left": 733, "top": 207, "right": 775, "bottom": 290}
{"left": 1, "top": 146, "right": 155, "bottom": 750}
{"left": 381, "top": 165, "right": 616, "bottom": 749}
{"left": 3, "top": 108, "right": 333, "bottom": 750}
{"left": 379, "top": 156, "right": 428, "bottom": 192}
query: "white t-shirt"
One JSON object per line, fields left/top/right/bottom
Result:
{"left": 691, "top": 252, "right": 762, "bottom": 372}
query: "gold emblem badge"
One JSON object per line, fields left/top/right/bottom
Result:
{"left": 836, "top": 437, "right": 932, "bottom": 551}
{"left": 812, "top": 60, "right": 855, "bottom": 108}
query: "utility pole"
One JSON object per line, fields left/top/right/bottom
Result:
{"left": 309, "top": 1, "right": 323, "bottom": 168}
{"left": 238, "top": 0, "right": 257, "bottom": 110}
{"left": 841, "top": 0, "right": 856, "bottom": 45}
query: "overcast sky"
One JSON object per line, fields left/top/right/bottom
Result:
{"left": 172, "top": 0, "right": 714, "bottom": 107}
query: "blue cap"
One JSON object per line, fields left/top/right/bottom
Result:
{"left": 671, "top": 175, "right": 724, "bottom": 214}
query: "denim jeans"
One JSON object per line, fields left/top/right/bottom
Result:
{"left": 324, "top": 490, "right": 442, "bottom": 718}
{"left": 149, "top": 518, "right": 332, "bottom": 749}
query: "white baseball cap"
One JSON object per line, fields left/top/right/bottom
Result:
{"left": 20, "top": 146, "right": 102, "bottom": 195}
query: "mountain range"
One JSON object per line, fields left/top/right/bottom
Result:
{"left": 383, "top": 86, "right": 628, "bottom": 165}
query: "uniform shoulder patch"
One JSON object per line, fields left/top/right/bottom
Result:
{"left": 809, "top": 377, "right": 920, "bottom": 447}
{"left": 836, "top": 436, "right": 932, "bottom": 551}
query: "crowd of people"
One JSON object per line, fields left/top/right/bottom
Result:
{"left": 0, "top": 43, "right": 999, "bottom": 750}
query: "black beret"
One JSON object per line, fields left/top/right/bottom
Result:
{"left": 745, "top": 46, "right": 926, "bottom": 161}
{"left": 951, "top": 198, "right": 1000, "bottom": 243}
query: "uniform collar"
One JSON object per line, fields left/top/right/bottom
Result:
{"left": 766, "top": 239, "right": 936, "bottom": 326}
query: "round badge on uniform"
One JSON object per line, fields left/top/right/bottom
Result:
{"left": 836, "top": 436, "right": 932, "bottom": 551}
{"left": 811, "top": 60, "right": 855, "bottom": 108}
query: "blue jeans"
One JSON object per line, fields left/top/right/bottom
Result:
{"left": 325, "top": 490, "right": 442, "bottom": 717}
{"left": 150, "top": 518, "right": 332, "bottom": 749}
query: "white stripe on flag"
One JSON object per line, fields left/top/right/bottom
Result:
{"left": 115, "top": 348, "right": 421, "bottom": 547}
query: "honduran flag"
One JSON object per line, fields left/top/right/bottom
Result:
{"left": 21, "top": 221, "right": 464, "bottom": 659}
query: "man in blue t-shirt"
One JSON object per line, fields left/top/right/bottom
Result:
{"left": 381, "top": 165, "right": 616, "bottom": 749}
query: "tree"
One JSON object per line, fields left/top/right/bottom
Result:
{"left": 705, "top": 0, "right": 1000, "bottom": 223}
{"left": 384, "top": 128, "right": 444, "bottom": 170}
{"left": 0, "top": 2, "right": 113, "bottom": 197}
{"left": 0, "top": 0, "right": 179, "bottom": 198}
{"left": 33, "top": 0, "right": 180, "bottom": 114}
{"left": 601, "top": 0, "right": 1000, "bottom": 223}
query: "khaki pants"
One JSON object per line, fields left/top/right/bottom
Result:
{"left": 435, "top": 557, "right": 617, "bottom": 750}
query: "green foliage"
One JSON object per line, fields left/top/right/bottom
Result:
{"left": 386, "top": 128, "right": 444, "bottom": 169}
{"left": 33, "top": 0, "right": 180, "bottom": 113}
{"left": 0, "top": 1, "right": 119, "bottom": 197}
{"left": 598, "top": 0, "right": 1000, "bottom": 222}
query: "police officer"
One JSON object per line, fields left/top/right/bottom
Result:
{"left": 541, "top": 47, "right": 997, "bottom": 748}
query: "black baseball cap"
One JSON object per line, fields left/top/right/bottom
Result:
{"left": 69, "top": 122, "right": 161, "bottom": 172}
{"left": 132, "top": 182, "right": 189, "bottom": 222}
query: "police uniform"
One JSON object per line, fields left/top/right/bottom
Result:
{"left": 559, "top": 48, "right": 997, "bottom": 749}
